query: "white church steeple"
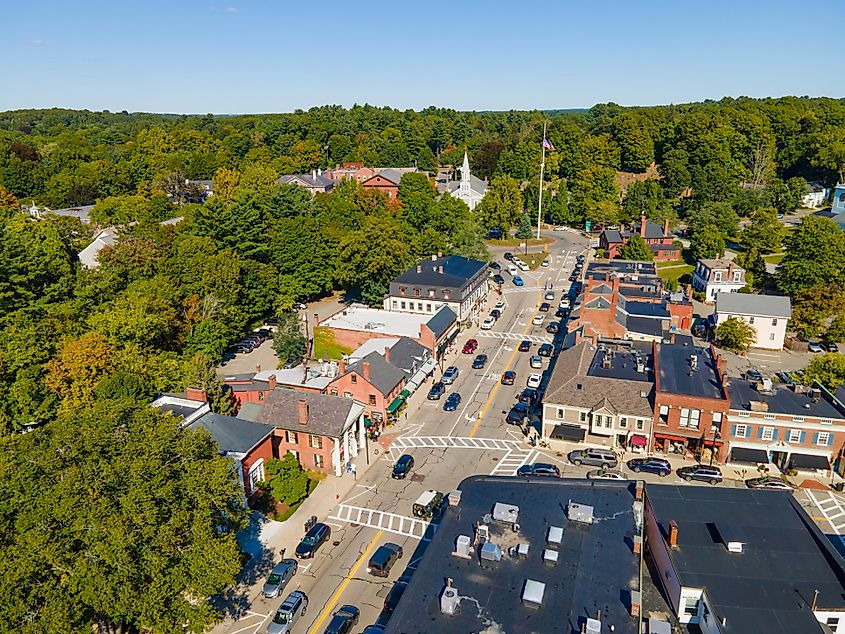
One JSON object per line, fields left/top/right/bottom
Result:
{"left": 459, "top": 151, "right": 471, "bottom": 197}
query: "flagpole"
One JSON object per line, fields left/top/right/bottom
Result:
{"left": 536, "top": 121, "right": 546, "bottom": 240}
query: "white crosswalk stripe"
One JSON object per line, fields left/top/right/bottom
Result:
{"left": 329, "top": 504, "right": 432, "bottom": 540}
{"left": 391, "top": 435, "right": 520, "bottom": 451}
{"left": 490, "top": 448, "right": 537, "bottom": 476}
{"left": 807, "top": 490, "right": 845, "bottom": 534}
{"left": 476, "top": 331, "right": 552, "bottom": 344}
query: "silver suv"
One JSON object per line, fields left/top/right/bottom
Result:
{"left": 442, "top": 366, "right": 459, "bottom": 384}
{"left": 568, "top": 448, "right": 618, "bottom": 469}
{"left": 267, "top": 590, "right": 308, "bottom": 634}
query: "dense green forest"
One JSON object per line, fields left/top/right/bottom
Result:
{"left": 1, "top": 97, "right": 845, "bottom": 632}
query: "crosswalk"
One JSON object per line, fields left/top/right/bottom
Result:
{"left": 807, "top": 490, "right": 845, "bottom": 535}
{"left": 490, "top": 448, "right": 537, "bottom": 476}
{"left": 476, "top": 331, "right": 552, "bottom": 344}
{"left": 329, "top": 504, "right": 432, "bottom": 540}
{"left": 391, "top": 435, "right": 520, "bottom": 451}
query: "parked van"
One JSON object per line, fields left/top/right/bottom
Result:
{"left": 367, "top": 543, "right": 404, "bottom": 577}
{"left": 507, "top": 264, "right": 518, "bottom": 276}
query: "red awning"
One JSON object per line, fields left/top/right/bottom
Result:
{"left": 654, "top": 433, "right": 690, "bottom": 443}
{"left": 629, "top": 434, "right": 648, "bottom": 447}
{"left": 702, "top": 438, "right": 724, "bottom": 447}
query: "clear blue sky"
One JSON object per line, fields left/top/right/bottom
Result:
{"left": 2, "top": 0, "right": 842, "bottom": 114}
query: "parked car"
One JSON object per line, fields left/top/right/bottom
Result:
{"left": 361, "top": 627, "right": 386, "bottom": 634}
{"left": 490, "top": 309, "right": 502, "bottom": 320}
{"left": 442, "top": 366, "right": 459, "bottom": 384}
{"left": 587, "top": 469, "right": 627, "bottom": 480}
{"left": 501, "top": 371, "right": 516, "bottom": 385}
{"left": 808, "top": 340, "right": 824, "bottom": 353}
{"left": 568, "top": 448, "right": 618, "bottom": 468}
{"left": 745, "top": 476, "right": 794, "bottom": 490}
{"left": 539, "top": 302, "right": 551, "bottom": 312}
{"left": 526, "top": 373, "right": 542, "bottom": 388}
{"left": 427, "top": 382, "right": 446, "bottom": 400}
{"left": 530, "top": 355, "right": 543, "bottom": 369}
{"left": 504, "top": 252, "right": 514, "bottom": 261}
{"left": 443, "top": 392, "right": 462, "bottom": 411}
{"left": 267, "top": 590, "right": 308, "bottom": 634}
{"left": 235, "top": 343, "right": 254, "bottom": 354}
{"left": 517, "top": 261, "right": 530, "bottom": 272}
{"left": 492, "top": 274, "right": 505, "bottom": 285}
{"left": 488, "top": 227, "right": 504, "bottom": 240}
{"left": 541, "top": 258, "right": 550, "bottom": 267}
{"left": 544, "top": 291, "right": 555, "bottom": 301}
{"left": 481, "top": 316, "right": 496, "bottom": 330}
{"left": 559, "top": 298, "right": 571, "bottom": 309}
{"left": 295, "top": 523, "right": 331, "bottom": 558}
{"left": 775, "top": 371, "right": 794, "bottom": 384}
{"left": 546, "top": 322, "right": 560, "bottom": 334}
{"left": 538, "top": 343, "right": 553, "bottom": 357}
{"left": 518, "top": 340, "right": 532, "bottom": 352}
{"left": 489, "top": 260, "right": 501, "bottom": 270}
{"left": 518, "top": 387, "right": 538, "bottom": 404}
{"left": 677, "top": 464, "right": 722, "bottom": 484}
{"left": 627, "top": 457, "right": 672, "bottom": 477}
{"left": 826, "top": 341, "right": 840, "bottom": 353}
{"left": 517, "top": 463, "right": 561, "bottom": 478}
{"left": 391, "top": 454, "right": 414, "bottom": 479}
{"left": 384, "top": 578, "right": 411, "bottom": 614}
{"left": 555, "top": 307, "right": 568, "bottom": 318}
{"left": 323, "top": 605, "right": 359, "bottom": 634}
{"left": 262, "top": 559, "right": 298, "bottom": 598}
{"left": 506, "top": 402, "right": 530, "bottom": 424}
{"left": 494, "top": 300, "right": 506, "bottom": 311}
{"left": 513, "top": 276, "right": 525, "bottom": 286}
{"left": 472, "top": 354, "right": 488, "bottom": 369}
{"left": 462, "top": 339, "right": 478, "bottom": 354}
{"left": 569, "top": 274, "right": 577, "bottom": 281}
{"left": 367, "top": 543, "right": 403, "bottom": 578}
{"left": 577, "top": 254, "right": 585, "bottom": 263}
{"left": 532, "top": 314, "right": 545, "bottom": 325}
{"left": 745, "top": 369, "right": 763, "bottom": 382}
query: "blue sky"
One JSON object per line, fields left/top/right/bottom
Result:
{"left": 1, "top": 0, "right": 842, "bottom": 113}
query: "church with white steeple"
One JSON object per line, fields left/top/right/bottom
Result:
{"left": 447, "top": 152, "right": 488, "bottom": 210}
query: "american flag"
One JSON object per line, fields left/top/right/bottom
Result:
{"left": 543, "top": 138, "right": 555, "bottom": 151}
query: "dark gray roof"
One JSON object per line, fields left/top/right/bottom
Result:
{"left": 619, "top": 286, "right": 662, "bottom": 300}
{"left": 619, "top": 297, "right": 670, "bottom": 318}
{"left": 385, "top": 476, "right": 641, "bottom": 634}
{"left": 729, "top": 380, "right": 845, "bottom": 419}
{"left": 602, "top": 229, "right": 624, "bottom": 243}
{"left": 248, "top": 389, "right": 358, "bottom": 437}
{"left": 158, "top": 403, "right": 202, "bottom": 420}
{"left": 372, "top": 168, "right": 404, "bottom": 185}
{"left": 623, "top": 220, "right": 668, "bottom": 240}
{"left": 584, "top": 296, "right": 612, "bottom": 310}
{"left": 646, "top": 485, "right": 845, "bottom": 633}
{"left": 586, "top": 343, "right": 654, "bottom": 382}
{"left": 426, "top": 305, "right": 457, "bottom": 338}
{"left": 278, "top": 173, "right": 335, "bottom": 189}
{"left": 188, "top": 412, "right": 273, "bottom": 455}
{"left": 394, "top": 255, "right": 486, "bottom": 289}
{"left": 586, "top": 260, "right": 657, "bottom": 276}
{"left": 345, "top": 351, "right": 406, "bottom": 395}
{"left": 387, "top": 337, "right": 430, "bottom": 377}
{"left": 657, "top": 335, "right": 726, "bottom": 400}
{"left": 625, "top": 315, "right": 666, "bottom": 337}
{"left": 715, "top": 293, "right": 792, "bottom": 318}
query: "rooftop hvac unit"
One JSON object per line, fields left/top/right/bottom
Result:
{"left": 492, "top": 502, "right": 519, "bottom": 524}
{"left": 476, "top": 523, "right": 489, "bottom": 544}
{"left": 522, "top": 579, "right": 545, "bottom": 608}
{"left": 567, "top": 501, "right": 594, "bottom": 524}
{"left": 547, "top": 525, "right": 564, "bottom": 547}
{"left": 585, "top": 617, "right": 602, "bottom": 633}
{"left": 689, "top": 355, "right": 698, "bottom": 371}
{"left": 455, "top": 535, "right": 471, "bottom": 558}
{"left": 448, "top": 490, "right": 462, "bottom": 507}
{"left": 480, "top": 542, "right": 502, "bottom": 562}
{"left": 543, "top": 549, "right": 559, "bottom": 565}
{"left": 440, "top": 585, "right": 460, "bottom": 615}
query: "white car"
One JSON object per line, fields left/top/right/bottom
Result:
{"left": 553, "top": 226, "right": 568, "bottom": 232}
{"left": 541, "top": 258, "right": 550, "bottom": 267}
{"left": 529, "top": 355, "right": 543, "bottom": 369}
{"left": 518, "top": 261, "right": 530, "bottom": 272}
{"left": 532, "top": 314, "right": 545, "bottom": 325}
{"left": 527, "top": 373, "right": 542, "bottom": 388}
{"left": 559, "top": 299, "right": 570, "bottom": 309}
{"left": 544, "top": 291, "right": 555, "bottom": 301}
{"left": 587, "top": 469, "right": 627, "bottom": 480}
{"left": 481, "top": 316, "right": 495, "bottom": 330}
{"left": 494, "top": 301, "right": 506, "bottom": 311}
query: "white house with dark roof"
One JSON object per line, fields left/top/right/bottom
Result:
{"left": 447, "top": 152, "right": 488, "bottom": 210}
{"left": 277, "top": 171, "right": 336, "bottom": 195}
{"left": 692, "top": 258, "right": 746, "bottom": 302}
{"left": 714, "top": 293, "right": 792, "bottom": 350}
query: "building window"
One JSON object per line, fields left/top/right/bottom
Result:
{"left": 683, "top": 597, "right": 699, "bottom": 617}
{"left": 309, "top": 435, "right": 322, "bottom": 449}
{"left": 400, "top": 301, "right": 406, "bottom": 309}
{"left": 763, "top": 414, "right": 775, "bottom": 420}
{"left": 427, "top": 303, "right": 433, "bottom": 312}
{"left": 344, "top": 391, "right": 352, "bottom": 398}
{"left": 399, "top": 287, "right": 406, "bottom": 296}
{"left": 826, "top": 617, "right": 840, "bottom": 627}
{"left": 313, "top": 454, "right": 324, "bottom": 468}
{"left": 330, "top": 389, "right": 338, "bottom": 396}
{"left": 761, "top": 427, "right": 774, "bottom": 441}
{"left": 769, "top": 332, "right": 775, "bottom": 340}
{"left": 817, "top": 432, "right": 831, "bottom": 446}
{"left": 557, "top": 408, "right": 564, "bottom": 419}
{"left": 749, "top": 316, "right": 755, "bottom": 325}
{"left": 771, "top": 318, "right": 778, "bottom": 326}
{"left": 351, "top": 374, "right": 357, "bottom": 384}
{"left": 247, "top": 459, "right": 265, "bottom": 493}
{"left": 413, "top": 288, "right": 420, "bottom": 297}
{"left": 659, "top": 405, "right": 669, "bottom": 425}
{"left": 714, "top": 272, "right": 722, "bottom": 282}
{"left": 822, "top": 419, "right": 833, "bottom": 425}
{"left": 619, "top": 417, "right": 628, "bottom": 428}
{"left": 636, "top": 419, "right": 645, "bottom": 430}
{"left": 788, "top": 429, "right": 802, "bottom": 443}
{"left": 738, "top": 411, "right": 749, "bottom": 417}
{"left": 286, "top": 430, "right": 298, "bottom": 443}
{"left": 443, "top": 291, "right": 451, "bottom": 300}
{"left": 733, "top": 271, "right": 741, "bottom": 282}
{"left": 689, "top": 409, "right": 700, "bottom": 429}
{"left": 579, "top": 411, "right": 587, "bottom": 422}
{"left": 368, "top": 394, "right": 376, "bottom": 405}
{"left": 793, "top": 416, "right": 804, "bottom": 422}
{"left": 735, "top": 424, "right": 748, "bottom": 438}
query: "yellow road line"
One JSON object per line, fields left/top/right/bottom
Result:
{"left": 307, "top": 530, "right": 384, "bottom": 634}
{"left": 470, "top": 286, "right": 544, "bottom": 437}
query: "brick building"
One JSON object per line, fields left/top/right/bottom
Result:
{"left": 361, "top": 169, "right": 408, "bottom": 200}
{"left": 327, "top": 352, "right": 407, "bottom": 430}
{"left": 651, "top": 335, "right": 731, "bottom": 463}
{"left": 599, "top": 214, "right": 681, "bottom": 261}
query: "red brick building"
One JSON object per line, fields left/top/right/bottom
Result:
{"left": 599, "top": 214, "right": 680, "bottom": 261}
{"left": 361, "top": 169, "right": 402, "bottom": 200}
{"left": 327, "top": 351, "right": 406, "bottom": 430}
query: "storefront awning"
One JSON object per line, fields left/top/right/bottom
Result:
{"left": 386, "top": 397, "right": 404, "bottom": 414}
{"left": 549, "top": 424, "right": 586, "bottom": 442}
{"left": 364, "top": 416, "right": 373, "bottom": 428}
{"left": 630, "top": 434, "right": 648, "bottom": 447}
{"left": 789, "top": 453, "right": 830, "bottom": 470}
{"left": 654, "top": 433, "right": 691, "bottom": 443}
{"left": 400, "top": 389, "right": 411, "bottom": 399}
{"left": 729, "top": 447, "right": 769, "bottom": 465}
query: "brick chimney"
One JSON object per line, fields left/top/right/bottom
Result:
{"left": 268, "top": 374, "right": 277, "bottom": 390}
{"left": 362, "top": 362, "right": 371, "bottom": 381}
{"left": 297, "top": 399, "right": 309, "bottom": 426}
{"left": 338, "top": 359, "right": 346, "bottom": 374}
{"left": 668, "top": 520, "right": 679, "bottom": 548}
{"left": 639, "top": 213, "right": 647, "bottom": 237}
{"left": 663, "top": 217, "right": 670, "bottom": 237}
{"left": 383, "top": 346, "right": 391, "bottom": 363}
{"left": 619, "top": 223, "right": 625, "bottom": 234}
{"left": 186, "top": 386, "right": 207, "bottom": 402}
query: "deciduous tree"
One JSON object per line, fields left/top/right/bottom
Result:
{"left": 618, "top": 234, "right": 653, "bottom": 261}
{"left": 715, "top": 316, "right": 756, "bottom": 354}
{"left": 690, "top": 224, "right": 725, "bottom": 260}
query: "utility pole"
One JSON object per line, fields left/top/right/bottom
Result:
{"left": 536, "top": 121, "right": 547, "bottom": 240}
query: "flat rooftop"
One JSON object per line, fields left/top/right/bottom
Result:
{"left": 320, "top": 305, "right": 429, "bottom": 338}
{"left": 647, "top": 485, "right": 845, "bottom": 633}
{"left": 385, "top": 476, "right": 642, "bottom": 634}
{"left": 586, "top": 259, "right": 657, "bottom": 276}
{"left": 729, "top": 380, "right": 845, "bottom": 419}
{"left": 657, "top": 335, "right": 725, "bottom": 400}
{"left": 587, "top": 341, "right": 654, "bottom": 383}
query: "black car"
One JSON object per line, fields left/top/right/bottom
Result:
{"left": 546, "top": 322, "right": 560, "bottom": 334}
{"left": 501, "top": 370, "right": 516, "bottom": 385}
{"left": 677, "top": 464, "right": 722, "bottom": 484}
{"left": 490, "top": 309, "right": 502, "bottom": 320}
{"left": 367, "top": 543, "right": 403, "bottom": 578}
{"left": 745, "top": 369, "right": 763, "bottom": 382}
{"left": 503, "top": 252, "right": 514, "bottom": 261}
{"left": 506, "top": 402, "right": 530, "bottom": 424}
{"left": 472, "top": 354, "right": 488, "bottom": 369}
{"left": 577, "top": 254, "right": 585, "bottom": 263}
{"left": 492, "top": 274, "right": 505, "bottom": 285}
{"left": 627, "top": 458, "right": 672, "bottom": 477}
{"left": 489, "top": 260, "right": 501, "bottom": 270}
{"left": 518, "top": 340, "right": 532, "bottom": 352}
{"left": 538, "top": 343, "right": 553, "bottom": 357}
{"left": 555, "top": 307, "right": 568, "bottom": 318}
{"left": 516, "top": 463, "right": 561, "bottom": 478}
{"left": 539, "top": 302, "right": 550, "bottom": 312}
{"left": 324, "top": 605, "right": 359, "bottom": 634}
{"left": 384, "top": 578, "right": 410, "bottom": 613}
{"left": 487, "top": 227, "right": 503, "bottom": 240}
{"left": 518, "top": 388, "right": 538, "bottom": 404}
{"left": 295, "top": 522, "right": 331, "bottom": 558}
{"left": 569, "top": 274, "right": 577, "bottom": 282}
{"left": 391, "top": 454, "right": 414, "bottom": 479}
{"left": 827, "top": 341, "right": 840, "bottom": 353}
{"left": 427, "top": 382, "right": 446, "bottom": 400}
{"left": 443, "top": 392, "right": 462, "bottom": 411}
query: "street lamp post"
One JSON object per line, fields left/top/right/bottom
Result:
{"left": 709, "top": 429, "right": 722, "bottom": 466}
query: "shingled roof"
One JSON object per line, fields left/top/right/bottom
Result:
{"left": 344, "top": 351, "right": 406, "bottom": 396}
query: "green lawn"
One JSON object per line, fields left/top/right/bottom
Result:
{"left": 762, "top": 252, "right": 785, "bottom": 265}
{"left": 485, "top": 236, "right": 554, "bottom": 248}
{"left": 313, "top": 327, "right": 352, "bottom": 360}
{"left": 517, "top": 251, "right": 550, "bottom": 270}
{"left": 657, "top": 264, "right": 694, "bottom": 284}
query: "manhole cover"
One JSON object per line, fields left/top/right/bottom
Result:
{"left": 492, "top": 457, "right": 499, "bottom": 462}
{"left": 411, "top": 474, "right": 425, "bottom": 482}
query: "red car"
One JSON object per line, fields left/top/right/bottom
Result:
{"left": 462, "top": 339, "right": 478, "bottom": 354}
